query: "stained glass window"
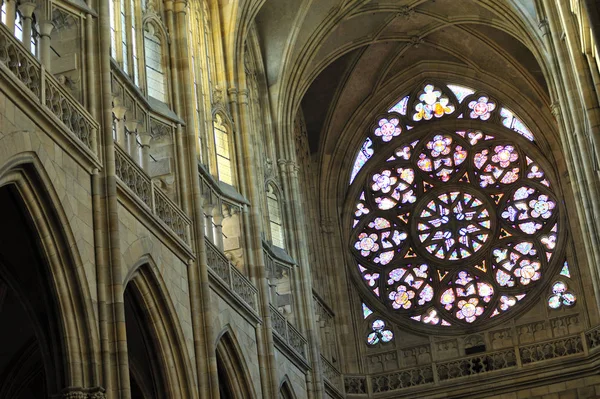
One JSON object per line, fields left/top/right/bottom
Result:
{"left": 349, "top": 82, "right": 565, "bottom": 331}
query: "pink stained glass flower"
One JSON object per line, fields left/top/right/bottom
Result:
{"left": 389, "top": 285, "right": 415, "bottom": 309}
{"left": 492, "top": 145, "right": 518, "bottom": 168}
{"left": 355, "top": 232, "right": 379, "bottom": 256}
{"left": 372, "top": 170, "right": 397, "bottom": 193}
{"left": 375, "top": 118, "right": 402, "bottom": 142}
{"left": 427, "top": 135, "right": 453, "bottom": 157}
{"left": 456, "top": 298, "right": 484, "bottom": 323}
{"left": 468, "top": 96, "right": 496, "bottom": 120}
{"left": 514, "top": 259, "right": 541, "bottom": 285}
{"left": 529, "top": 195, "right": 555, "bottom": 219}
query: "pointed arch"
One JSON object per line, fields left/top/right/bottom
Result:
{"left": 278, "top": 376, "right": 298, "bottom": 399}
{"left": 0, "top": 152, "right": 101, "bottom": 394}
{"left": 212, "top": 111, "right": 236, "bottom": 186}
{"left": 142, "top": 19, "right": 169, "bottom": 102}
{"left": 124, "top": 258, "right": 197, "bottom": 398}
{"left": 215, "top": 327, "right": 256, "bottom": 399}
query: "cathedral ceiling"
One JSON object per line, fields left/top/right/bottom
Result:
{"left": 252, "top": 0, "right": 548, "bottom": 155}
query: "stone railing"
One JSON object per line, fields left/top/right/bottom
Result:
{"left": 115, "top": 145, "right": 191, "bottom": 245}
{"left": 344, "top": 329, "right": 590, "bottom": 396}
{"left": 270, "top": 304, "right": 308, "bottom": 359}
{"left": 321, "top": 354, "right": 344, "bottom": 394}
{"left": 206, "top": 238, "right": 257, "bottom": 311}
{"left": 0, "top": 22, "right": 97, "bottom": 154}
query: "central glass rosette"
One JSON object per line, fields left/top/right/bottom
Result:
{"left": 413, "top": 187, "right": 495, "bottom": 263}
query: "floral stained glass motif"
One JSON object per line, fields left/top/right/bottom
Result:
{"left": 375, "top": 118, "right": 402, "bottom": 142}
{"left": 474, "top": 145, "right": 520, "bottom": 188}
{"left": 413, "top": 85, "right": 455, "bottom": 121}
{"left": 501, "top": 186, "right": 556, "bottom": 234}
{"left": 370, "top": 167, "right": 417, "bottom": 211}
{"left": 417, "top": 134, "right": 467, "bottom": 182}
{"left": 367, "top": 319, "right": 394, "bottom": 345}
{"left": 350, "top": 138, "right": 374, "bottom": 184}
{"left": 468, "top": 96, "right": 496, "bottom": 120}
{"left": 548, "top": 281, "right": 576, "bottom": 309}
{"left": 447, "top": 84, "right": 475, "bottom": 103}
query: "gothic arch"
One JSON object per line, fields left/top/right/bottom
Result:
{"left": 215, "top": 327, "right": 256, "bottom": 399}
{"left": 0, "top": 152, "right": 101, "bottom": 395}
{"left": 278, "top": 376, "right": 297, "bottom": 399}
{"left": 124, "top": 257, "right": 197, "bottom": 398}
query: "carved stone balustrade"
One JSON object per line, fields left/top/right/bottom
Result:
{"left": 115, "top": 145, "right": 191, "bottom": 245}
{"left": 321, "top": 355, "right": 344, "bottom": 396}
{"left": 205, "top": 238, "right": 257, "bottom": 312}
{"left": 341, "top": 322, "right": 600, "bottom": 397}
{"left": 270, "top": 304, "right": 308, "bottom": 362}
{"left": 0, "top": 22, "right": 98, "bottom": 155}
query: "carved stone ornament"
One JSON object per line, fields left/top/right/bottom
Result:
{"left": 149, "top": 119, "right": 171, "bottom": 140}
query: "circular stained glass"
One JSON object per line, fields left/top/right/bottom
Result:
{"left": 414, "top": 187, "right": 494, "bottom": 262}
{"left": 351, "top": 127, "right": 563, "bottom": 330}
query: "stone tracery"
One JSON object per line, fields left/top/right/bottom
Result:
{"left": 350, "top": 82, "right": 564, "bottom": 331}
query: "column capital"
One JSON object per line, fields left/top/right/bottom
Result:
{"left": 17, "top": 2, "right": 36, "bottom": 18}
{"left": 139, "top": 132, "right": 152, "bottom": 147}
{"left": 174, "top": 0, "right": 188, "bottom": 14}
{"left": 39, "top": 20, "right": 54, "bottom": 37}
{"left": 239, "top": 89, "right": 249, "bottom": 105}
{"left": 124, "top": 119, "right": 141, "bottom": 133}
{"left": 112, "top": 105, "right": 127, "bottom": 120}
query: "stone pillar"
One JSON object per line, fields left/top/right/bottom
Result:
{"left": 139, "top": 132, "right": 152, "bottom": 171}
{"left": 204, "top": 203, "right": 215, "bottom": 243}
{"left": 4, "top": 0, "right": 16, "bottom": 33}
{"left": 17, "top": 2, "right": 36, "bottom": 52}
{"left": 112, "top": 105, "right": 127, "bottom": 146}
{"left": 212, "top": 206, "right": 224, "bottom": 250}
{"left": 38, "top": 20, "right": 53, "bottom": 68}
{"left": 124, "top": 119, "right": 139, "bottom": 160}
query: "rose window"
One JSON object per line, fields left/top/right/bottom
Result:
{"left": 349, "top": 83, "right": 565, "bottom": 331}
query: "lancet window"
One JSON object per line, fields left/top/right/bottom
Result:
{"left": 214, "top": 114, "right": 234, "bottom": 186}
{"left": 267, "top": 184, "right": 285, "bottom": 248}
{"left": 348, "top": 82, "right": 571, "bottom": 334}
{"left": 109, "top": 0, "right": 169, "bottom": 103}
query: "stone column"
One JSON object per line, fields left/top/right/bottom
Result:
{"left": 17, "top": 2, "right": 36, "bottom": 52}
{"left": 204, "top": 203, "right": 215, "bottom": 244}
{"left": 124, "top": 119, "right": 139, "bottom": 160}
{"left": 212, "top": 205, "right": 224, "bottom": 250}
{"left": 174, "top": 0, "right": 220, "bottom": 395}
{"left": 38, "top": 20, "right": 53, "bottom": 68}
{"left": 139, "top": 131, "right": 152, "bottom": 171}
{"left": 112, "top": 105, "right": 127, "bottom": 147}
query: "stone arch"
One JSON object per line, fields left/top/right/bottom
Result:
{"left": 123, "top": 257, "right": 196, "bottom": 398}
{"left": 215, "top": 326, "right": 256, "bottom": 399}
{"left": 278, "top": 376, "right": 297, "bottom": 399}
{"left": 0, "top": 152, "right": 101, "bottom": 395}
